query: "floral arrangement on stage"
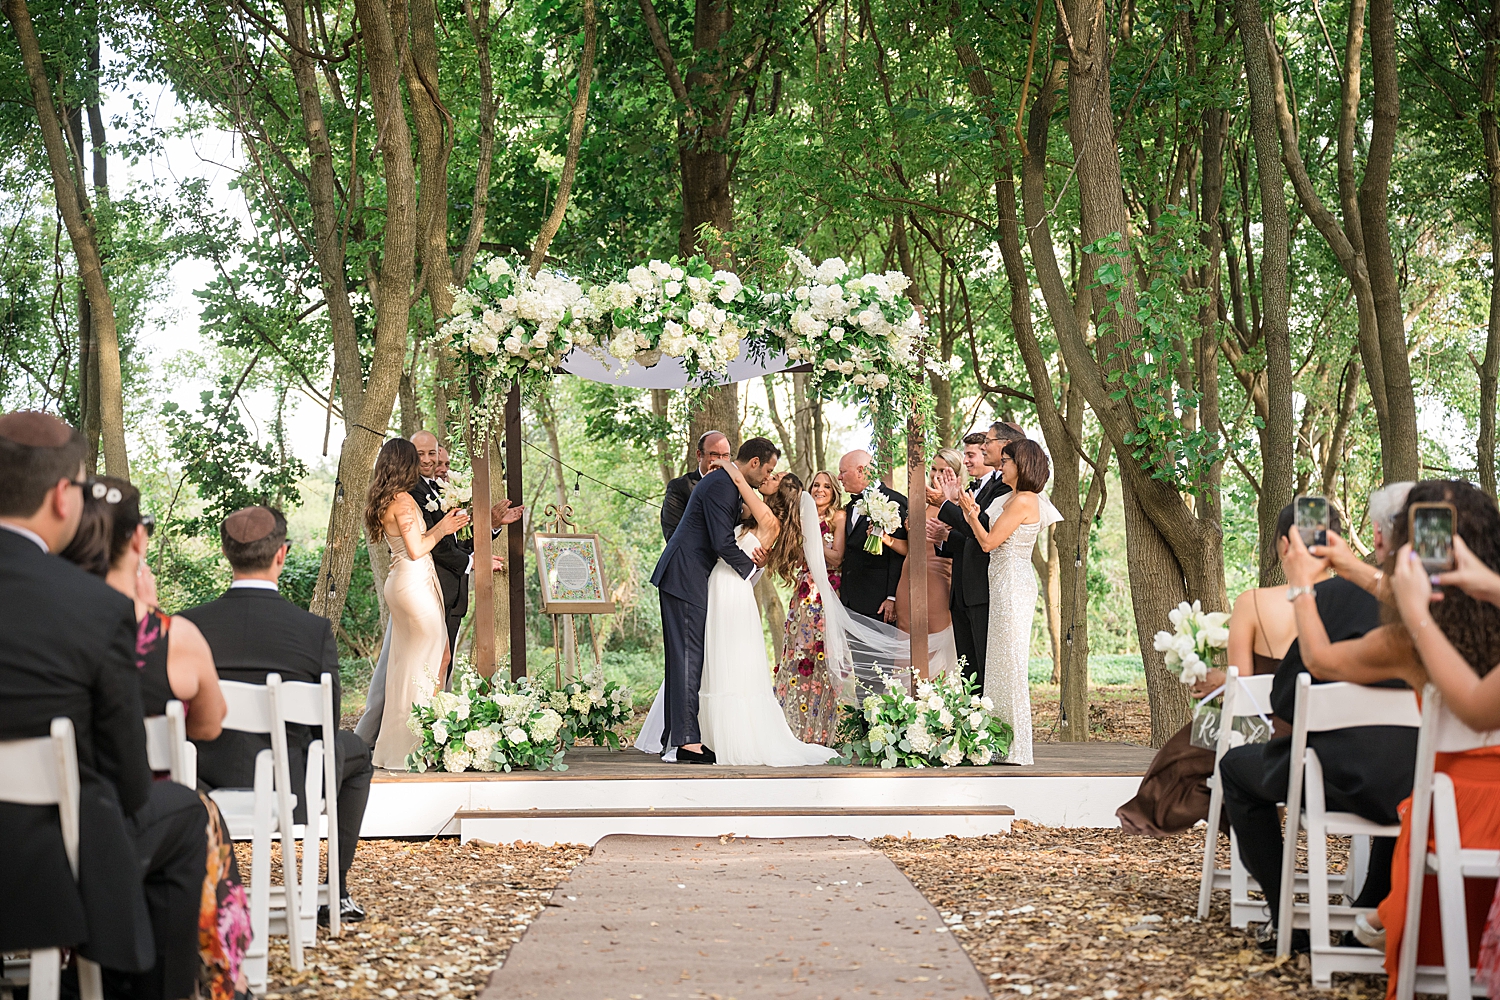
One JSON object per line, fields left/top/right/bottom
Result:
{"left": 852, "top": 485, "right": 902, "bottom": 555}
{"left": 443, "top": 255, "right": 599, "bottom": 397}
{"left": 546, "top": 670, "right": 634, "bottom": 750}
{"left": 770, "top": 248, "right": 962, "bottom": 405}
{"left": 405, "top": 675, "right": 568, "bottom": 773}
{"left": 591, "top": 256, "right": 753, "bottom": 383}
{"left": 834, "top": 668, "right": 1012, "bottom": 769}
{"left": 1152, "top": 600, "right": 1230, "bottom": 686}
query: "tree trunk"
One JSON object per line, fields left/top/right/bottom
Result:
{"left": 6, "top": 0, "right": 128, "bottom": 478}
{"left": 1357, "top": 0, "right": 1418, "bottom": 482}
{"left": 793, "top": 373, "right": 816, "bottom": 479}
{"left": 651, "top": 388, "right": 674, "bottom": 486}
{"left": 1234, "top": 0, "right": 1294, "bottom": 586}
{"left": 312, "top": 0, "right": 420, "bottom": 624}
{"left": 1479, "top": 0, "right": 1500, "bottom": 498}
{"left": 1034, "top": 529, "right": 1062, "bottom": 684}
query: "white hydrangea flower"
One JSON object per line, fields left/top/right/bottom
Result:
{"left": 443, "top": 746, "right": 474, "bottom": 772}
{"left": 940, "top": 742, "right": 965, "bottom": 767}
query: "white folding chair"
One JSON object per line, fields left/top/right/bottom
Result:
{"left": 1276, "top": 673, "right": 1421, "bottom": 987}
{"left": 207, "top": 676, "right": 304, "bottom": 990}
{"left": 1198, "top": 667, "right": 1279, "bottom": 924}
{"left": 144, "top": 700, "right": 194, "bottom": 787}
{"left": 273, "top": 673, "right": 341, "bottom": 941}
{"left": 0, "top": 718, "right": 103, "bottom": 1000}
{"left": 1395, "top": 686, "right": 1500, "bottom": 999}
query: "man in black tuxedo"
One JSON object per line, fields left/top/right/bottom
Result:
{"left": 1218, "top": 505, "right": 1415, "bottom": 953}
{"left": 650, "top": 437, "right": 774, "bottom": 763}
{"left": 661, "top": 430, "right": 732, "bottom": 541}
{"left": 932, "top": 422, "right": 1025, "bottom": 686}
{"left": 181, "top": 505, "right": 374, "bottom": 926}
{"left": 836, "top": 449, "right": 909, "bottom": 622}
{"left": 0, "top": 411, "right": 209, "bottom": 995}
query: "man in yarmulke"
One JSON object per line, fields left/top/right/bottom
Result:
{"left": 181, "top": 505, "right": 374, "bottom": 926}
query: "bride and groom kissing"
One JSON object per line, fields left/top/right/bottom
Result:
{"left": 640, "top": 436, "right": 837, "bottom": 766}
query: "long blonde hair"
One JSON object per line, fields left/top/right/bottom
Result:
{"left": 810, "top": 470, "right": 842, "bottom": 517}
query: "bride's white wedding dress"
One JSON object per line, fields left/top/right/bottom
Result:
{"left": 637, "top": 527, "right": 836, "bottom": 766}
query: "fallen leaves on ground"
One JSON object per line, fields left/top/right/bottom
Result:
{"left": 875, "top": 823, "right": 1384, "bottom": 1000}
{"left": 239, "top": 838, "right": 588, "bottom": 1000}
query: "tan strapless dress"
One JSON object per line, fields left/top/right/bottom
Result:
{"left": 372, "top": 530, "right": 447, "bottom": 769}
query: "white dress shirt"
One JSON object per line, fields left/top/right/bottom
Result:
{"left": 229, "top": 579, "right": 279, "bottom": 591}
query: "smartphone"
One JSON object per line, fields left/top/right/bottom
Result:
{"left": 1410, "top": 501, "right": 1457, "bottom": 573}
{"left": 1294, "top": 495, "right": 1330, "bottom": 547}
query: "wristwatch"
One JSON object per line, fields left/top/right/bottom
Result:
{"left": 1286, "top": 585, "right": 1316, "bottom": 601}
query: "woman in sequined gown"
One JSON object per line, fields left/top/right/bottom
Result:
{"left": 957, "top": 439, "right": 1059, "bottom": 765}
{"left": 774, "top": 471, "right": 846, "bottom": 743}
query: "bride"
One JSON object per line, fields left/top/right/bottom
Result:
{"left": 638, "top": 460, "right": 836, "bottom": 766}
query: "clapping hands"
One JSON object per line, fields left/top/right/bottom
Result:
{"left": 490, "top": 499, "right": 524, "bottom": 530}
{"left": 935, "top": 467, "right": 963, "bottom": 504}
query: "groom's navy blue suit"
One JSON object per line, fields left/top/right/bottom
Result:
{"left": 650, "top": 468, "right": 756, "bottom": 748}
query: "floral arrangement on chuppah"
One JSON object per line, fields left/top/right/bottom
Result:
{"left": 834, "top": 668, "right": 1013, "bottom": 768}
{"left": 770, "top": 248, "right": 961, "bottom": 406}
{"left": 544, "top": 669, "right": 635, "bottom": 750}
{"left": 405, "top": 672, "right": 567, "bottom": 773}
{"left": 442, "top": 256, "right": 600, "bottom": 401}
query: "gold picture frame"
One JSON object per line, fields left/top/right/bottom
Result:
{"left": 533, "top": 532, "right": 615, "bottom": 614}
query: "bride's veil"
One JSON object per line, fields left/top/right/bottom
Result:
{"left": 798, "top": 491, "right": 912, "bottom": 699}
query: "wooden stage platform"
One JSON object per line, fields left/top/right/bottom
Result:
{"left": 360, "top": 742, "right": 1155, "bottom": 844}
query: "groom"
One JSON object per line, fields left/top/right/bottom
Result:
{"left": 650, "top": 436, "right": 778, "bottom": 764}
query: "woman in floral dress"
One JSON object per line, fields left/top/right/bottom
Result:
{"left": 774, "top": 471, "right": 846, "bottom": 743}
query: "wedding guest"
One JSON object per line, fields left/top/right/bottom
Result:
{"left": 182, "top": 505, "right": 376, "bottom": 926}
{"left": 774, "top": 471, "right": 846, "bottom": 743}
{"left": 58, "top": 476, "right": 251, "bottom": 997}
{"left": 355, "top": 436, "right": 519, "bottom": 746}
{"left": 1219, "top": 487, "right": 1420, "bottom": 953}
{"left": 892, "top": 447, "right": 959, "bottom": 676}
{"left": 1305, "top": 481, "right": 1414, "bottom": 599}
{"left": 1370, "top": 482, "right": 1500, "bottom": 988}
{"left": 934, "top": 423, "right": 1024, "bottom": 687}
{"left": 0, "top": 411, "right": 209, "bottom": 1000}
{"left": 952, "top": 438, "right": 1060, "bottom": 766}
{"left": 1116, "top": 502, "right": 1312, "bottom": 837}
{"left": 837, "top": 449, "right": 908, "bottom": 622}
{"left": 60, "top": 477, "right": 227, "bottom": 738}
{"left": 662, "top": 430, "right": 732, "bottom": 541}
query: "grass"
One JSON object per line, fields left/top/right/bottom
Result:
{"left": 1027, "top": 653, "right": 1144, "bottom": 687}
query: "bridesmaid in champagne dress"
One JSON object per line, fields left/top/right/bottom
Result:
{"left": 957, "top": 439, "right": 1060, "bottom": 766}
{"left": 363, "top": 438, "right": 469, "bottom": 770}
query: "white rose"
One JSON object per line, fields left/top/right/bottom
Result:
{"left": 714, "top": 270, "right": 743, "bottom": 302}
{"left": 431, "top": 721, "right": 449, "bottom": 745}
{"left": 663, "top": 280, "right": 682, "bottom": 299}
{"left": 628, "top": 265, "right": 656, "bottom": 292}
{"left": 980, "top": 696, "right": 995, "bottom": 712}
{"left": 829, "top": 326, "right": 845, "bottom": 342}
{"left": 669, "top": 266, "right": 684, "bottom": 281}
{"left": 482, "top": 309, "right": 506, "bottom": 332}
{"left": 870, "top": 373, "right": 890, "bottom": 389}
{"left": 507, "top": 726, "right": 530, "bottom": 744}
{"left": 469, "top": 332, "right": 499, "bottom": 356}
{"left": 648, "top": 259, "right": 672, "bottom": 279}
{"left": 839, "top": 360, "right": 856, "bottom": 375}
{"left": 968, "top": 711, "right": 984, "bottom": 728}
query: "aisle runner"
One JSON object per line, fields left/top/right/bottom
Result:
{"left": 481, "top": 834, "right": 988, "bottom": 999}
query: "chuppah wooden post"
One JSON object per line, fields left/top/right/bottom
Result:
{"left": 469, "top": 373, "right": 497, "bottom": 678}
{"left": 505, "top": 382, "right": 527, "bottom": 680}
{"left": 906, "top": 408, "right": 928, "bottom": 693}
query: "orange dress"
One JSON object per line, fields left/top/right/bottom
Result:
{"left": 1379, "top": 746, "right": 1500, "bottom": 997}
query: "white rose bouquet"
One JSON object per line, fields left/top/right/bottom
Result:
{"left": 544, "top": 669, "right": 634, "bottom": 750}
{"left": 406, "top": 672, "right": 567, "bottom": 773}
{"left": 591, "top": 256, "right": 752, "bottom": 383}
{"left": 835, "top": 665, "right": 1012, "bottom": 768}
{"left": 767, "top": 247, "right": 958, "bottom": 406}
{"left": 853, "top": 485, "right": 902, "bottom": 555}
{"left": 1152, "top": 600, "right": 1231, "bottom": 686}
{"left": 440, "top": 255, "right": 599, "bottom": 397}
{"left": 425, "top": 473, "right": 472, "bottom": 513}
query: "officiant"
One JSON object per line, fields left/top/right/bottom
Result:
{"left": 661, "top": 430, "right": 732, "bottom": 541}
{"left": 355, "top": 432, "right": 522, "bottom": 747}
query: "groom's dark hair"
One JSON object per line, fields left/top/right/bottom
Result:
{"left": 736, "top": 437, "right": 780, "bottom": 465}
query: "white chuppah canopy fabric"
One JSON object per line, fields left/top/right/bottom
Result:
{"left": 558, "top": 347, "right": 796, "bottom": 389}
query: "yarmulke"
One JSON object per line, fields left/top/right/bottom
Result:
{"left": 0, "top": 411, "right": 73, "bottom": 447}
{"left": 225, "top": 506, "right": 276, "bottom": 543}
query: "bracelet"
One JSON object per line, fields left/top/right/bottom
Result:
{"left": 1286, "top": 585, "right": 1316, "bottom": 601}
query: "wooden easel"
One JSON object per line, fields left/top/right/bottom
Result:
{"left": 539, "top": 502, "right": 608, "bottom": 688}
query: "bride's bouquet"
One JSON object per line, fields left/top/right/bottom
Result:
{"left": 854, "top": 485, "right": 902, "bottom": 555}
{"left": 835, "top": 667, "right": 1012, "bottom": 768}
{"left": 405, "top": 673, "right": 567, "bottom": 773}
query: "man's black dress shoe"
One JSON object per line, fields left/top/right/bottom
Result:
{"left": 319, "top": 894, "right": 366, "bottom": 926}
{"left": 676, "top": 745, "right": 717, "bottom": 764}
{"left": 1255, "top": 923, "right": 1309, "bottom": 954}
